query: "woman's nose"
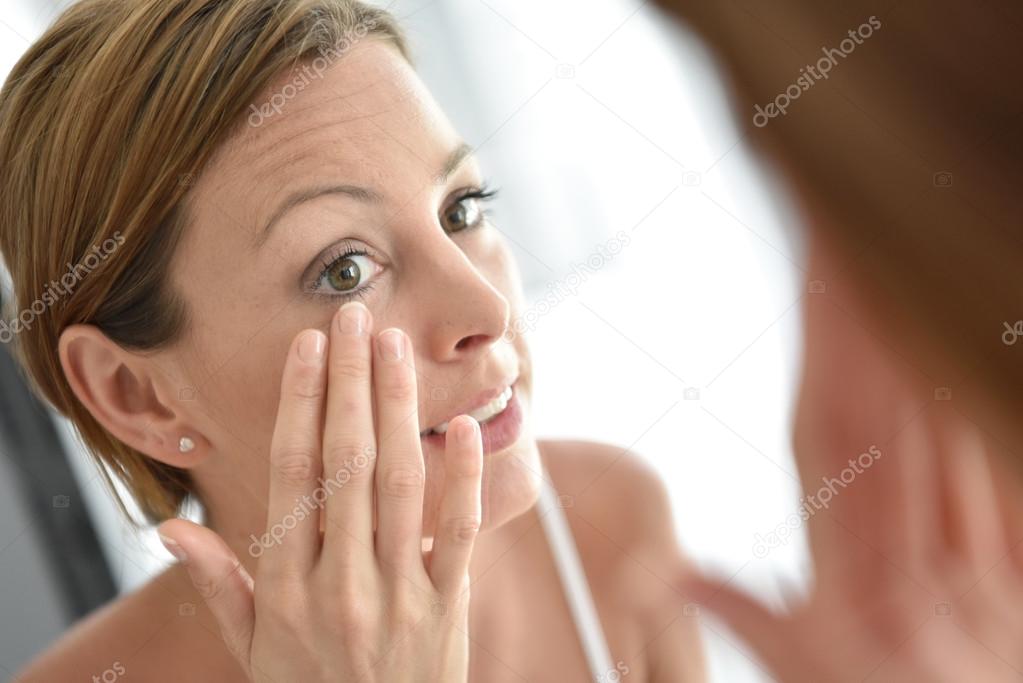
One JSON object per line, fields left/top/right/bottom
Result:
{"left": 416, "top": 245, "right": 510, "bottom": 364}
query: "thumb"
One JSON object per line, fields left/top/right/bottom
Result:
{"left": 158, "top": 518, "right": 256, "bottom": 671}
{"left": 679, "top": 572, "right": 786, "bottom": 667}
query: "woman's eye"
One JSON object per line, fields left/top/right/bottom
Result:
{"left": 443, "top": 196, "right": 484, "bottom": 233}
{"left": 316, "top": 253, "right": 380, "bottom": 295}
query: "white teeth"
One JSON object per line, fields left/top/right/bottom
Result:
{"left": 431, "top": 386, "right": 512, "bottom": 435}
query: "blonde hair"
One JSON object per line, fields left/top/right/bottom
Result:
{"left": 0, "top": 0, "right": 407, "bottom": 523}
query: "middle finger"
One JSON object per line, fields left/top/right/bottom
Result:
{"left": 321, "top": 302, "right": 377, "bottom": 562}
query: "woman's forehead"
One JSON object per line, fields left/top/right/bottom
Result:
{"left": 206, "top": 41, "right": 456, "bottom": 202}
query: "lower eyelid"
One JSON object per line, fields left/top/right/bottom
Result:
{"left": 306, "top": 280, "right": 378, "bottom": 304}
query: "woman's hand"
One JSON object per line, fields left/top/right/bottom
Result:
{"left": 158, "top": 302, "right": 483, "bottom": 682}
{"left": 682, "top": 402, "right": 1023, "bottom": 682}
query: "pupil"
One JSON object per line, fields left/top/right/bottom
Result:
{"left": 449, "top": 204, "right": 466, "bottom": 227}
{"left": 327, "top": 258, "right": 360, "bottom": 291}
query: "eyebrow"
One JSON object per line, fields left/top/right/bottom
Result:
{"left": 253, "top": 142, "right": 476, "bottom": 249}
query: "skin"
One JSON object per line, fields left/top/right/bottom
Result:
{"left": 14, "top": 39, "right": 704, "bottom": 682}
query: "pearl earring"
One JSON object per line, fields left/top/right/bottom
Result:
{"left": 178, "top": 436, "right": 195, "bottom": 453}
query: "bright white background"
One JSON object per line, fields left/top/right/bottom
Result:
{"left": 1, "top": 1, "right": 812, "bottom": 680}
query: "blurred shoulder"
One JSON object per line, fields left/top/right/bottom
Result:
{"left": 536, "top": 439, "right": 704, "bottom": 678}
{"left": 536, "top": 439, "right": 680, "bottom": 561}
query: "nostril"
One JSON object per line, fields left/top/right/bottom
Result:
{"left": 455, "top": 334, "right": 487, "bottom": 352}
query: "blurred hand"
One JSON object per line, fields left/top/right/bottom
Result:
{"left": 681, "top": 256, "right": 1023, "bottom": 681}
{"left": 684, "top": 403, "right": 1023, "bottom": 681}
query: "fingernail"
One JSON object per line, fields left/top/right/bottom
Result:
{"left": 457, "top": 416, "right": 479, "bottom": 442}
{"left": 378, "top": 329, "right": 405, "bottom": 360}
{"left": 297, "top": 330, "right": 326, "bottom": 364}
{"left": 338, "top": 302, "right": 368, "bottom": 336}
{"left": 159, "top": 534, "right": 188, "bottom": 563}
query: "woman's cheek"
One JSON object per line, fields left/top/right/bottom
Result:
{"left": 483, "top": 233, "right": 526, "bottom": 310}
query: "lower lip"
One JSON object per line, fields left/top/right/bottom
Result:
{"left": 422, "top": 387, "right": 523, "bottom": 456}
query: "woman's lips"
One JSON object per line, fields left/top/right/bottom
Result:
{"left": 420, "top": 386, "right": 523, "bottom": 456}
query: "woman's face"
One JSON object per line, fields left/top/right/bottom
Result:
{"left": 164, "top": 40, "right": 542, "bottom": 536}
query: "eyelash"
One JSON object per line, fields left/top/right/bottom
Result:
{"left": 454, "top": 183, "right": 500, "bottom": 218}
{"left": 306, "top": 184, "right": 500, "bottom": 302}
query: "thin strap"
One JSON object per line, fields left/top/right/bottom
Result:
{"left": 537, "top": 468, "right": 616, "bottom": 680}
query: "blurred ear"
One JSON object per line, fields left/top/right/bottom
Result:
{"left": 57, "top": 323, "right": 207, "bottom": 468}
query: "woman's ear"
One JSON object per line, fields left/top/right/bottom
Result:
{"left": 57, "top": 323, "right": 208, "bottom": 468}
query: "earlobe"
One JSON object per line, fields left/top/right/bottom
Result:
{"left": 57, "top": 323, "right": 208, "bottom": 469}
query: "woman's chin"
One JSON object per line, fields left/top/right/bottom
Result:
{"left": 478, "top": 437, "right": 543, "bottom": 531}
{"left": 419, "top": 436, "right": 542, "bottom": 538}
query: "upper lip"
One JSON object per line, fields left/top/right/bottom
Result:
{"left": 420, "top": 375, "right": 518, "bottom": 436}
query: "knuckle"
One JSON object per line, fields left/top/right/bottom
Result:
{"left": 379, "top": 464, "right": 424, "bottom": 500}
{"left": 326, "top": 593, "right": 373, "bottom": 631}
{"left": 288, "top": 364, "right": 326, "bottom": 402}
{"left": 331, "top": 353, "right": 368, "bottom": 381}
{"left": 323, "top": 441, "right": 373, "bottom": 473}
{"left": 333, "top": 392, "right": 365, "bottom": 420}
{"left": 273, "top": 449, "right": 318, "bottom": 485}
{"left": 443, "top": 514, "right": 481, "bottom": 544}
{"left": 379, "top": 370, "right": 415, "bottom": 402}
{"left": 386, "top": 602, "right": 423, "bottom": 633}
{"left": 192, "top": 575, "right": 226, "bottom": 602}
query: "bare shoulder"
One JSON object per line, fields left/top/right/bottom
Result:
{"left": 12, "top": 566, "right": 239, "bottom": 683}
{"left": 538, "top": 438, "right": 680, "bottom": 562}
{"left": 537, "top": 439, "right": 705, "bottom": 681}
